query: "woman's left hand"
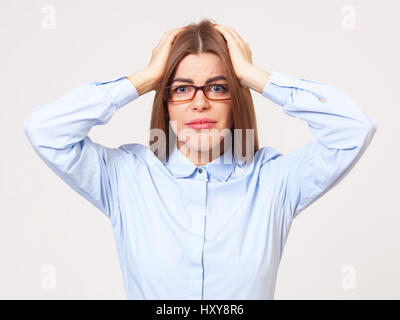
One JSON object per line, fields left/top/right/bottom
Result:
{"left": 214, "top": 24, "right": 271, "bottom": 94}
{"left": 213, "top": 25, "right": 254, "bottom": 82}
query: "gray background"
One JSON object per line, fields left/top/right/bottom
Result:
{"left": 1, "top": 0, "right": 397, "bottom": 299}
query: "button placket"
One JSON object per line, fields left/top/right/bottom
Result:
{"left": 196, "top": 167, "right": 208, "bottom": 182}
{"left": 187, "top": 177, "right": 207, "bottom": 299}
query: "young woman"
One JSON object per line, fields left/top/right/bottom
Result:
{"left": 24, "top": 19, "right": 377, "bottom": 299}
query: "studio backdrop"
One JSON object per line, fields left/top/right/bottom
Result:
{"left": 0, "top": 0, "right": 397, "bottom": 299}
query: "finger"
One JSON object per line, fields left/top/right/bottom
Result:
{"left": 159, "top": 27, "right": 184, "bottom": 44}
{"left": 215, "top": 25, "right": 246, "bottom": 50}
{"left": 214, "top": 25, "right": 235, "bottom": 44}
{"left": 221, "top": 25, "right": 252, "bottom": 61}
{"left": 159, "top": 31, "right": 171, "bottom": 44}
{"left": 215, "top": 25, "right": 253, "bottom": 63}
{"left": 160, "top": 28, "right": 180, "bottom": 43}
{"left": 168, "top": 27, "right": 185, "bottom": 42}
{"left": 223, "top": 25, "right": 247, "bottom": 46}
{"left": 220, "top": 26, "right": 249, "bottom": 50}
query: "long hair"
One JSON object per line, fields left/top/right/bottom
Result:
{"left": 149, "top": 19, "right": 260, "bottom": 163}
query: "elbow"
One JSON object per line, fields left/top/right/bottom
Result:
{"left": 363, "top": 116, "right": 378, "bottom": 140}
{"left": 368, "top": 117, "right": 378, "bottom": 135}
{"left": 356, "top": 117, "right": 377, "bottom": 151}
{"left": 24, "top": 114, "right": 43, "bottom": 149}
{"left": 23, "top": 116, "right": 34, "bottom": 143}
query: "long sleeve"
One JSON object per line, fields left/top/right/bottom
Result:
{"left": 261, "top": 70, "right": 377, "bottom": 220}
{"left": 23, "top": 76, "right": 139, "bottom": 222}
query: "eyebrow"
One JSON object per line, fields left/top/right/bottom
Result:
{"left": 170, "top": 75, "right": 227, "bottom": 85}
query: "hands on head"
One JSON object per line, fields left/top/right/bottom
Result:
{"left": 127, "top": 23, "right": 268, "bottom": 96}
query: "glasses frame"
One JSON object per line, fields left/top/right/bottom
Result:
{"left": 163, "top": 83, "right": 232, "bottom": 102}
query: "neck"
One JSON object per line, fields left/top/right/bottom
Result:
{"left": 177, "top": 139, "right": 227, "bottom": 167}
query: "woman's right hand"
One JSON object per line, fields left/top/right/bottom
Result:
{"left": 127, "top": 27, "right": 186, "bottom": 96}
{"left": 147, "top": 27, "right": 186, "bottom": 84}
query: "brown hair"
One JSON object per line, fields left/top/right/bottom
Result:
{"left": 149, "top": 18, "right": 260, "bottom": 163}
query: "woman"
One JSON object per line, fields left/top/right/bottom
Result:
{"left": 24, "top": 19, "right": 377, "bottom": 299}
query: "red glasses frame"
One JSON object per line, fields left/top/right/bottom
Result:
{"left": 163, "top": 84, "right": 231, "bottom": 102}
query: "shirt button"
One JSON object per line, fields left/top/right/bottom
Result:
{"left": 198, "top": 168, "right": 203, "bottom": 173}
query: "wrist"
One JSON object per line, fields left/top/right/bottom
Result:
{"left": 126, "top": 68, "right": 158, "bottom": 96}
{"left": 240, "top": 65, "right": 271, "bottom": 94}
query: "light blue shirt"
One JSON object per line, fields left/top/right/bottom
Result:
{"left": 24, "top": 70, "right": 377, "bottom": 299}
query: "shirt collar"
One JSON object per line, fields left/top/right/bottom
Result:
{"left": 165, "top": 140, "right": 236, "bottom": 182}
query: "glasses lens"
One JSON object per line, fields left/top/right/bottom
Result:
{"left": 168, "top": 85, "right": 195, "bottom": 101}
{"left": 205, "top": 84, "right": 230, "bottom": 100}
{"left": 167, "top": 84, "right": 230, "bottom": 101}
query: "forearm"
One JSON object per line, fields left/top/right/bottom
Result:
{"left": 126, "top": 68, "right": 158, "bottom": 96}
{"left": 24, "top": 76, "right": 139, "bottom": 150}
{"left": 263, "top": 71, "right": 378, "bottom": 218}
{"left": 262, "top": 70, "right": 377, "bottom": 149}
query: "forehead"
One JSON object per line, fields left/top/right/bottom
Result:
{"left": 174, "top": 53, "right": 225, "bottom": 79}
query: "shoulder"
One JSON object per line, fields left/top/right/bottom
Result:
{"left": 257, "top": 146, "right": 283, "bottom": 166}
{"left": 244, "top": 146, "right": 282, "bottom": 169}
{"left": 118, "top": 142, "right": 147, "bottom": 155}
{"left": 234, "top": 146, "right": 283, "bottom": 177}
{"left": 117, "top": 142, "right": 163, "bottom": 167}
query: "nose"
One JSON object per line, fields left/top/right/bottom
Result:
{"left": 191, "top": 88, "right": 210, "bottom": 111}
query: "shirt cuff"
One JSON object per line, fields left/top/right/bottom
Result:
{"left": 262, "top": 70, "right": 298, "bottom": 106}
{"left": 94, "top": 76, "right": 139, "bottom": 109}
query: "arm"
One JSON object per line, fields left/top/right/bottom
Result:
{"left": 23, "top": 73, "right": 141, "bottom": 222}
{"left": 258, "top": 70, "right": 378, "bottom": 219}
{"left": 24, "top": 26, "right": 185, "bottom": 223}
{"left": 211, "top": 24, "right": 377, "bottom": 219}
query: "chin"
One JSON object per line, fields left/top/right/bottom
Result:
{"left": 179, "top": 132, "right": 225, "bottom": 153}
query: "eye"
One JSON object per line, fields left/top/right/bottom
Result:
{"left": 174, "top": 85, "right": 188, "bottom": 93}
{"left": 210, "top": 84, "right": 228, "bottom": 92}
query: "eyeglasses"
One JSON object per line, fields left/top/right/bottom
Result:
{"left": 164, "top": 83, "right": 231, "bottom": 102}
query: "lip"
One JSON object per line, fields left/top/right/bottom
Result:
{"left": 187, "top": 122, "right": 216, "bottom": 130}
{"left": 185, "top": 118, "right": 217, "bottom": 125}
{"left": 185, "top": 118, "right": 217, "bottom": 130}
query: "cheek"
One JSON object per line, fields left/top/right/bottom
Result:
{"left": 167, "top": 107, "right": 184, "bottom": 134}
{"left": 220, "top": 105, "right": 233, "bottom": 127}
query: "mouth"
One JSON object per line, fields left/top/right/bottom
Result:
{"left": 185, "top": 118, "right": 217, "bottom": 130}
{"left": 186, "top": 122, "right": 216, "bottom": 130}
